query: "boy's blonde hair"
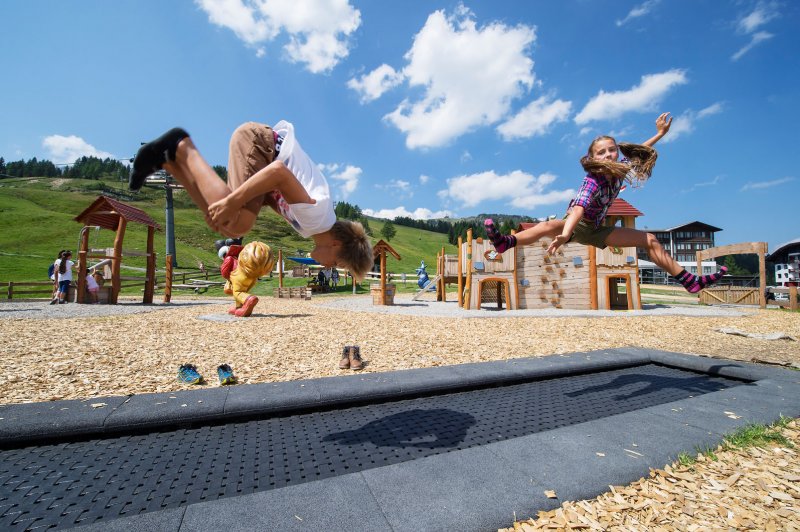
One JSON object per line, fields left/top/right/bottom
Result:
{"left": 331, "top": 220, "right": 373, "bottom": 282}
{"left": 237, "top": 241, "right": 275, "bottom": 279}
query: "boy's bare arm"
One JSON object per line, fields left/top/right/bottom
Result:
{"left": 208, "top": 160, "right": 313, "bottom": 223}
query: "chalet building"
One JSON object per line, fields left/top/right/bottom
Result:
{"left": 767, "top": 238, "right": 800, "bottom": 287}
{"left": 635, "top": 221, "right": 722, "bottom": 284}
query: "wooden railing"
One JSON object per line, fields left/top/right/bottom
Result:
{"left": 4, "top": 281, "right": 54, "bottom": 300}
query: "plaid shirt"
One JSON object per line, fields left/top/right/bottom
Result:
{"left": 567, "top": 158, "right": 628, "bottom": 227}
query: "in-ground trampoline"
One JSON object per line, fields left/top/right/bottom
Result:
{"left": 1, "top": 348, "right": 799, "bottom": 531}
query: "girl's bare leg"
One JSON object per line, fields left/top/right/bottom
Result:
{"left": 604, "top": 227, "right": 682, "bottom": 276}
{"left": 514, "top": 219, "right": 565, "bottom": 246}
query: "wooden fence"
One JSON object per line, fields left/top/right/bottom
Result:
{"left": 4, "top": 281, "right": 54, "bottom": 301}
{"left": 700, "top": 285, "right": 798, "bottom": 310}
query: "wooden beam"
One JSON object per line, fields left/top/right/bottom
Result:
{"left": 163, "top": 254, "right": 173, "bottom": 303}
{"left": 589, "top": 245, "right": 598, "bottom": 310}
{"left": 111, "top": 218, "right": 127, "bottom": 304}
{"left": 457, "top": 236, "right": 463, "bottom": 307}
{"left": 143, "top": 226, "right": 155, "bottom": 304}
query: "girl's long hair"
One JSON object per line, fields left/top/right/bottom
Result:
{"left": 59, "top": 251, "right": 72, "bottom": 274}
{"left": 580, "top": 142, "right": 658, "bottom": 187}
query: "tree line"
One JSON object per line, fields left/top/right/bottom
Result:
{"left": 0, "top": 155, "right": 130, "bottom": 180}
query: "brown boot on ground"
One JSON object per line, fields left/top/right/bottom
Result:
{"left": 349, "top": 346, "right": 363, "bottom": 371}
{"left": 339, "top": 346, "right": 350, "bottom": 369}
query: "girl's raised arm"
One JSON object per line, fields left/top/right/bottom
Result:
{"left": 642, "top": 112, "right": 672, "bottom": 147}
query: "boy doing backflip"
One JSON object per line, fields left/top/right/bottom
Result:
{"left": 129, "top": 121, "right": 373, "bottom": 281}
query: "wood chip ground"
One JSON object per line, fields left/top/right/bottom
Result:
{"left": 1, "top": 295, "right": 798, "bottom": 530}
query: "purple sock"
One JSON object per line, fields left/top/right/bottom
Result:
{"left": 484, "top": 219, "right": 516, "bottom": 254}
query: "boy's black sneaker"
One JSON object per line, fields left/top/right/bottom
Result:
{"left": 129, "top": 127, "right": 189, "bottom": 191}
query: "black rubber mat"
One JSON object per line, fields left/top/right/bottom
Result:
{"left": 0, "top": 363, "right": 745, "bottom": 530}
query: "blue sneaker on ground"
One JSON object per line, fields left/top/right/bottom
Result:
{"left": 217, "top": 364, "right": 237, "bottom": 385}
{"left": 177, "top": 364, "right": 203, "bottom": 385}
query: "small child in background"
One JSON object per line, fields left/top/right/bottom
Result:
{"left": 85, "top": 269, "right": 100, "bottom": 303}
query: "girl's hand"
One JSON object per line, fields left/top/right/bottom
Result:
{"left": 547, "top": 234, "right": 568, "bottom": 255}
{"left": 656, "top": 112, "right": 673, "bottom": 135}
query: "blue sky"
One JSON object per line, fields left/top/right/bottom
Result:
{"left": 2, "top": 0, "right": 798, "bottom": 251}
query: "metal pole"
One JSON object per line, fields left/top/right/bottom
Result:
{"left": 165, "top": 183, "right": 178, "bottom": 268}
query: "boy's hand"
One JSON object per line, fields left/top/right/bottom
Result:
{"left": 656, "top": 112, "right": 672, "bottom": 136}
{"left": 208, "top": 197, "right": 240, "bottom": 227}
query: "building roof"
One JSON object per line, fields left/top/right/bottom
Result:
{"left": 74, "top": 195, "right": 161, "bottom": 231}
{"left": 767, "top": 237, "right": 800, "bottom": 262}
{"left": 373, "top": 239, "right": 402, "bottom": 261}
{"left": 645, "top": 221, "right": 722, "bottom": 233}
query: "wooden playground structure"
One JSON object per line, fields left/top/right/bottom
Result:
{"left": 73, "top": 196, "right": 160, "bottom": 304}
{"left": 423, "top": 199, "right": 655, "bottom": 311}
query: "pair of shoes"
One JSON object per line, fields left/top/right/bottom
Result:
{"left": 339, "top": 345, "right": 363, "bottom": 371}
{"left": 49, "top": 298, "right": 58, "bottom": 305}
{"left": 234, "top": 295, "right": 258, "bottom": 317}
{"left": 177, "top": 364, "right": 203, "bottom": 385}
{"left": 129, "top": 127, "right": 189, "bottom": 191}
{"left": 217, "top": 364, "right": 237, "bottom": 385}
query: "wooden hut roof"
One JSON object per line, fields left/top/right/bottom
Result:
{"left": 606, "top": 197, "right": 643, "bottom": 217}
{"left": 372, "top": 239, "right": 401, "bottom": 261}
{"left": 74, "top": 195, "right": 161, "bottom": 231}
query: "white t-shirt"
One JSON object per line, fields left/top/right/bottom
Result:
{"left": 86, "top": 274, "right": 99, "bottom": 291}
{"left": 271, "top": 120, "right": 336, "bottom": 239}
{"left": 54, "top": 259, "right": 74, "bottom": 282}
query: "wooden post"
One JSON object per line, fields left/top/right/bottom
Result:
{"left": 77, "top": 226, "right": 89, "bottom": 304}
{"left": 7, "top": 281, "right": 13, "bottom": 300}
{"left": 790, "top": 285, "right": 798, "bottom": 312}
{"left": 465, "top": 228, "right": 473, "bottom": 309}
{"left": 164, "top": 254, "right": 173, "bottom": 303}
{"left": 511, "top": 229, "right": 519, "bottom": 310}
{"left": 758, "top": 242, "right": 767, "bottom": 309}
{"left": 589, "top": 245, "right": 598, "bottom": 310}
{"left": 380, "top": 251, "right": 387, "bottom": 305}
{"left": 278, "top": 249, "right": 284, "bottom": 288}
{"left": 143, "top": 226, "right": 155, "bottom": 304}
{"left": 457, "top": 236, "right": 463, "bottom": 307}
{"left": 111, "top": 218, "right": 126, "bottom": 304}
{"left": 439, "top": 246, "right": 446, "bottom": 302}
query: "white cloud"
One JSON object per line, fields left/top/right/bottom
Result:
{"left": 731, "top": 2, "right": 779, "bottom": 61}
{"left": 574, "top": 69, "right": 688, "bottom": 125}
{"left": 740, "top": 176, "right": 794, "bottom": 191}
{"left": 319, "top": 162, "right": 361, "bottom": 198}
{"left": 347, "top": 64, "right": 405, "bottom": 103}
{"left": 616, "top": 0, "right": 661, "bottom": 27}
{"left": 439, "top": 169, "right": 573, "bottom": 209}
{"left": 498, "top": 95, "right": 571, "bottom": 140}
{"left": 362, "top": 206, "right": 453, "bottom": 220}
{"left": 42, "top": 135, "right": 115, "bottom": 164}
{"left": 460, "top": 151, "right": 473, "bottom": 163}
{"left": 682, "top": 175, "right": 724, "bottom": 194}
{"left": 737, "top": 1, "right": 779, "bottom": 34}
{"left": 419, "top": 174, "right": 430, "bottom": 184}
{"left": 661, "top": 102, "right": 724, "bottom": 143}
{"left": 731, "top": 31, "right": 774, "bottom": 61}
{"left": 383, "top": 6, "right": 536, "bottom": 149}
{"left": 195, "top": 0, "right": 360, "bottom": 73}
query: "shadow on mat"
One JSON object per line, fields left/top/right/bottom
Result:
{"left": 323, "top": 408, "right": 476, "bottom": 449}
{"left": 565, "top": 372, "right": 735, "bottom": 401}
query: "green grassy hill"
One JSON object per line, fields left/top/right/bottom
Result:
{"left": 0, "top": 176, "right": 456, "bottom": 284}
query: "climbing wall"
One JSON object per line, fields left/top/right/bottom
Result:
{"left": 517, "top": 239, "right": 590, "bottom": 309}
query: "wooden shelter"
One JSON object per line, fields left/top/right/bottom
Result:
{"left": 372, "top": 239, "right": 401, "bottom": 305}
{"left": 73, "top": 196, "right": 161, "bottom": 304}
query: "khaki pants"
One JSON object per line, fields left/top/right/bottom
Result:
{"left": 227, "top": 122, "right": 278, "bottom": 215}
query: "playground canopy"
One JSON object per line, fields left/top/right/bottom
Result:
{"left": 287, "top": 256, "right": 320, "bottom": 265}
